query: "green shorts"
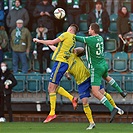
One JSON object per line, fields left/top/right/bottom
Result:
{"left": 90, "top": 62, "right": 108, "bottom": 86}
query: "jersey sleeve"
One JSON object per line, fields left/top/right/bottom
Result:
{"left": 58, "top": 32, "right": 67, "bottom": 41}
{"left": 75, "top": 36, "right": 86, "bottom": 43}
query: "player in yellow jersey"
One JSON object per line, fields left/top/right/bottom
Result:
{"left": 49, "top": 46, "right": 124, "bottom": 130}
{"left": 33, "top": 24, "right": 79, "bottom": 123}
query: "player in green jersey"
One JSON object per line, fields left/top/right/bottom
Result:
{"left": 75, "top": 23, "right": 127, "bottom": 122}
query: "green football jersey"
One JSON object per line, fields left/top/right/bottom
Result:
{"left": 76, "top": 35, "right": 106, "bottom": 67}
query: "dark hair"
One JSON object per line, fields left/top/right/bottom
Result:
{"left": 70, "top": 24, "right": 79, "bottom": 33}
{"left": 118, "top": 6, "right": 129, "bottom": 17}
{"left": 90, "top": 23, "right": 100, "bottom": 34}
{"left": 1, "top": 62, "right": 8, "bottom": 67}
{"left": 95, "top": 0, "right": 103, "bottom": 6}
{"left": 38, "top": 23, "right": 45, "bottom": 28}
{"left": 15, "top": 0, "right": 22, "bottom": 4}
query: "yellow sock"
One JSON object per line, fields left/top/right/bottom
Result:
{"left": 56, "top": 86, "right": 73, "bottom": 101}
{"left": 83, "top": 104, "right": 94, "bottom": 123}
{"left": 104, "top": 92, "right": 116, "bottom": 107}
{"left": 49, "top": 93, "right": 56, "bottom": 116}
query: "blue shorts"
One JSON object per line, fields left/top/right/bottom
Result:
{"left": 49, "top": 61, "right": 68, "bottom": 85}
{"left": 78, "top": 78, "right": 104, "bottom": 99}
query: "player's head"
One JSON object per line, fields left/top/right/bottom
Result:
{"left": 67, "top": 24, "right": 79, "bottom": 34}
{"left": 88, "top": 23, "right": 100, "bottom": 35}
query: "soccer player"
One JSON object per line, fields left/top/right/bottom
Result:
{"left": 49, "top": 46, "right": 124, "bottom": 130}
{"left": 33, "top": 24, "right": 79, "bottom": 123}
{"left": 75, "top": 23, "right": 127, "bottom": 122}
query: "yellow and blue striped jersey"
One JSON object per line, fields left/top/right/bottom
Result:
{"left": 68, "top": 53, "right": 90, "bottom": 85}
{"left": 52, "top": 32, "right": 76, "bottom": 63}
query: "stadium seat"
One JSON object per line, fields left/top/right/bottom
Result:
{"left": 76, "top": 31, "right": 86, "bottom": 37}
{"left": 104, "top": 52, "right": 112, "bottom": 71}
{"left": 76, "top": 41, "right": 85, "bottom": 48}
{"left": 79, "top": 21, "right": 88, "bottom": 32}
{"left": 124, "top": 73, "right": 133, "bottom": 92}
{"left": 131, "top": 22, "right": 133, "bottom": 31}
{"left": 13, "top": 73, "right": 26, "bottom": 92}
{"left": 26, "top": 72, "right": 42, "bottom": 92}
{"left": 108, "top": 22, "right": 117, "bottom": 33}
{"left": 129, "top": 53, "right": 133, "bottom": 71}
{"left": 129, "top": 13, "right": 133, "bottom": 22}
{"left": 108, "top": 14, "right": 118, "bottom": 33}
{"left": 4, "top": 52, "right": 13, "bottom": 70}
{"left": 110, "top": 13, "right": 118, "bottom": 22}
{"left": 104, "top": 38, "right": 117, "bottom": 52}
{"left": 106, "top": 72, "right": 123, "bottom": 93}
{"left": 80, "top": 14, "right": 88, "bottom": 21}
{"left": 113, "top": 52, "right": 128, "bottom": 72}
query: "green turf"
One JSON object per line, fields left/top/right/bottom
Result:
{"left": 0, "top": 122, "right": 133, "bottom": 133}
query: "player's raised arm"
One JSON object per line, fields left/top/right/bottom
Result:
{"left": 33, "top": 38, "right": 61, "bottom": 45}
{"left": 75, "top": 36, "right": 86, "bottom": 43}
{"left": 49, "top": 45, "right": 57, "bottom": 51}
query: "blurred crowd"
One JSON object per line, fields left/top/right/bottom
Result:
{"left": 0, "top": 0, "right": 133, "bottom": 74}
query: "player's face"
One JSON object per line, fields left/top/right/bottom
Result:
{"left": 88, "top": 26, "right": 93, "bottom": 35}
{"left": 67, "top": 27, "right": 71, "bottom": 32}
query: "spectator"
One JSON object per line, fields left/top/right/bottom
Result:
{"left": 87, "top": 0, "right": 110, "bottom": 39}
{"left": 117, "top": 6, "right": 131, "bottom": 52}
{"left": 131, "top": 0, "right": 133, "bottom": 13}
{"left": 33, "top": 0, "right": 55, "bottom": 39}
{"left": 10, "top": 19, "right": 31, "bottom": 74}
{"left": 0, "top": 62, "right": 17, "bottom": 122}
{"left": 6, "top": 0, "right": 29, "bottom": 33}
{"left": 106, "top": 0, "right": 120, "bottom": 15}
{"left": 25, "top": 0, "right": 41, "bottom": 31}
{"left": 33, "top": 23, "right": 52, "bottom": 73}
{"left": 0, "top": 26, "right": 9, "bottom": 64}
{"left": 65, "top": 0, "right": 85, "bottom": 28}
{"left": 0, "top": 1, "right": 5, "bottom": 27}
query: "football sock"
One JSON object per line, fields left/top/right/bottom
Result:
{"left": 49, "top": 93, "right": 56, "bottom": 116}
{"left": 83, "top": 104, "right": 94, "bottom": 124}
{"left": 104, "top": 92, "right": 116, "bottom": 107}
{"left": 108, "top": 78, "right": 123, "bottom": 93}
{"left": 100, "top": 96, "right": 114, "bottom": 112}
{"left": 56, "top": 86, "right": 73, "bottom": 101}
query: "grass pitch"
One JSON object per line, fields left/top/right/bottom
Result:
{"left": 0, "top": 122, "right": 133, "bottom": 133}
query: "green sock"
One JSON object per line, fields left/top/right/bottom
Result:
{"left": 108, "top": 78, "right": 123, "bottom": 93}
{"left": 100, "top": 96, "right": 114, "bottom": 112}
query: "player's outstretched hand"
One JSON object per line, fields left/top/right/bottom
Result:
{"left": 33, "top": 38, "right": 39, "bottom": 43}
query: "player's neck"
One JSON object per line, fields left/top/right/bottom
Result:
{"left": 92, "top": 33, "right": 99, "bottom": 36}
